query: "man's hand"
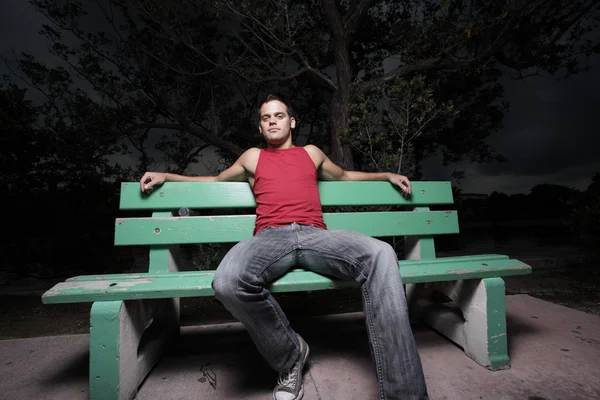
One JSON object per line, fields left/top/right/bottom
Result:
{"left": 140, "top": 172, "right": 167, "bottom": 192}
{"left": 388, "top": 174, "right": 411, "bottom": 195}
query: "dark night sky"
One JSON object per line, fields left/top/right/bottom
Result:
{"left": 425, "top": 64, "right": 600, "bottom": 194}
{"left": 2, "top": 0, "right": 599, "bottom": 195}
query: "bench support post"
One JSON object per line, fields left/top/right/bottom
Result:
{"left": 407, "top": 277, "right": 510, "bottom": 370}
{"left": 403, "top": 206, "right": 509, "bottom": 371}
{"left": 89, "top": 298, "right": 179, "bottom": 400}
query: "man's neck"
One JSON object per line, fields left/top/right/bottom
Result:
{"left": 266, "top": 142, "right": 294, "bottom": 150}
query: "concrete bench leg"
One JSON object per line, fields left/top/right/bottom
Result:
{"left": 89, "top": 298, "right": 180, "bottom": 400}
{"left": 406, "top": 277, "right": 509, "bottom": 371}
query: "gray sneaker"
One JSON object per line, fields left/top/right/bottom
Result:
{"left": 272, "top": 335, "right": 310, "bottom": 400}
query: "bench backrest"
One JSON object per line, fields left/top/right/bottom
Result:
{"left": 115, "top": 181, "right": 458, "bottom": 246}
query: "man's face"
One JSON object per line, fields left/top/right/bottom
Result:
{"left": 259, "top": 100, "right": 296, "bottom": 145}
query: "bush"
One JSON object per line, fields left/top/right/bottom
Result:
{"left": 570, "top": 173, "right": 600, "bottom": 260}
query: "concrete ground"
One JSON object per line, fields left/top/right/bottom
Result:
{"left": 1, "top": 294, "right": 599, "bottom": 400}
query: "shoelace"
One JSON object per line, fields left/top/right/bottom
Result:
{"left": 277, "top": 361, "right": 299, "bottom": 387}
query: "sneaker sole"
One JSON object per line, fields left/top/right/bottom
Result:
{"left": 272, "top": 381, "right": 305, "bottom": 400}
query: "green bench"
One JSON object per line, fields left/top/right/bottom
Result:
{"left": 42, "top": 181, "right": 531, "bottom": 400}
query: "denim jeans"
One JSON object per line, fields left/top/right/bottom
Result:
{"left": 212, "top": 223, "right": 429, "bottom": 399}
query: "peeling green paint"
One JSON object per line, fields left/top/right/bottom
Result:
{"left": 42, "top": 256, "right": 531, "bottom": 304}
{"left": 114, "top": 211, "right": 460, "bottom": 246}
{"left": 90, "top": 301, "right": 123, "bottom": 399}
{"left": 120, "top": 181, "right": 454, "bottom": 210}
{"left": 484, "top": 278, "right": 510, "bottom": 371}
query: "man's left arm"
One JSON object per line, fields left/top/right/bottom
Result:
{"left": 306, "top": 145, "right": 411, "bottom": 194}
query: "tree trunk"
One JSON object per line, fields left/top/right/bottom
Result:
{"left": 328, "top": 91, "right": 355, "bottom": 170}
{"left": 328, "top": 34, "right": 355, "bottom": 171}
{"left": 321, "top": 0, "right": 373, "bottom": 171}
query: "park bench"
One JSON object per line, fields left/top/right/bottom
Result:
{"left": 42, "top": 180, "right": 531, "bottom": 400}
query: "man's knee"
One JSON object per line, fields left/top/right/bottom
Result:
{"left": 373, "top": 239, "right": 396, "bottom": 258}
{"left": 212, "top": 267, "right": 264, "bottom": 303}
{"left": 212, "top": 269, "right": 238, "bottom": 301}
{"left": 371, "top": 240, "right": 401, "bottom": 274}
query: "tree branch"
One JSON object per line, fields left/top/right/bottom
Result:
{"left": 356, "top": 55, "right": 472, "bottom": 95}
{"left": 131, "top": 122, "right": 184, "bottom": 130}
{"left": 323, "top": 0, "right": 344, "bottom": 37}
{"left": 3, "top": 54, "right": 62, "bottom": 117}
{"left": 98, "top": 122, "right": 184, "bottom": 147}
{"left": 151, "top": 93, "right": 246, "bottom": 156}
{"left": 344, "top": 0, "right": 374, "bottom": 35}
{"left": 495, "top": 1, "right": 599, "bottom": 71}
{"left": 293, "top": 51, "right": 338, "bottom": 91}
{"left": 137, "top": 44, "right": 220, "bottom": 77}
{"left": 242, "top": 65, "right": 336, "bottom": 90}
{"left": 355, "top": 8, "right": 529, "bottom": 96}
{"left": 176, "top": 143, "right": 212, "bottom": 174}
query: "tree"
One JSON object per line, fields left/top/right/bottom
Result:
{"left": 344, "top": 68, "right": 507, "bottom": 179}
{"left": 6, "top": 0, "right": 256, "bottom": 174}
{"left": 1, "top": 81, "right": 129, "bottom": 278}
{"left": 196, "top": 0, "right": 600, "bottom": 169}
{"left": 529, "top": 183, "right": 579, "bottom": 218}
{"left": 1, "top": 83, "right": 42, "bottom": 195}
{"left": 6, "top": 0, "right": 600, "bottom": 173}
{"left": 571, "top": 173, "right": 600, "bottom": 260}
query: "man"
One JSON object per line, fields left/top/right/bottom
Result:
{"left": 140, "top": 95, "right": 429, "bottom": 400}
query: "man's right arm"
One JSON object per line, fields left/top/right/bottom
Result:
{"left": 140, "top": 148, "right": 255, "bottom": 192}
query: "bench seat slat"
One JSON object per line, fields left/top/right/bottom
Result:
{"left": 43, "top": 256, "right": 531, "bottom": 304}
{"left": 120, "top": 181, "right": 454, "bottom": 210}
{"left": 115, "top": 210, "right": 459, "bottom": 245}
{"left": 65, "top": 254, "right": 512, "bottom": 282}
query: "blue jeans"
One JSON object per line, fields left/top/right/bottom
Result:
{"left": 212, "top": 223, "right": 429, "bottom": 399}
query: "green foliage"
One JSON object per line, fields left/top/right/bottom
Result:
{"left": 345, "top": 74, "right": 458, "bottom": 176}
{"left": 1, "top": 83, "right": 130, "bottom": 278}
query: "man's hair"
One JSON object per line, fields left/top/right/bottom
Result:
{"left": 258, "top": 94, "right": 295, "bottom": 120}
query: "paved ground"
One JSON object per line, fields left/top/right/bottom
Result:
{"left": 1, "top": 294, "right": 599, "bottom": 400}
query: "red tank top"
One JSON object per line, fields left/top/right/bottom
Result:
{"left": 253, "top": 146, "right": 327, "bottom": 234}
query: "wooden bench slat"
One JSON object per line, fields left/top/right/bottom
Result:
{"left": 119, "top": 181, "right": 454, "bottom": 210}
{"left": 114, "top": 210, "right": 459, "bottom": 245}
{"left": 42, "top": 256, "right": 531, "bottom": 304}
{"left": 65, "top": 254, "right": 512, "bottom": 282}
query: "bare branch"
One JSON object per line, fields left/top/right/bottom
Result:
{"left": 356, "top": 11, "right": 524, "bottom": 97}
{"left": 176, "top": 143, "right": 212, "bottom": 174}
{"left": 356, "top": 55, "right": 472, "bottom": 95}
{"left": 294, "top": 51, "right": 338, "bottom": 91}
{"left": 2, "top": 54, "right": 62, "bottom": 117}
{"left": 135, "top": 1, "right": 223, "bottom": 70}
{"left": 50, "top": 50, "right": 130, "bottom": 110}
{"left": 151, "top": 93, "right": 246, "bottom": 156}
{"left": 131, "top": 122, "right": 185, "bottom": 130}
{"left": 99, "top": 122, "right": 184, "bottom": 147}
{"left": 344, "top": 0, "right": 374, "bottom": 34}
{"left": 496, "top": 1, "right": 599, "bottom": 71}
{"left": 35, "top": 7, "right": 140, "bottom": 90}
{"left": 137, "top": 45, "right": 220, "bottom": 77}
{"left": 246, "top": 65, "right": 332, "bottom": 86}
{"left": 130, "top": 125, "right": 153, "bottom": 172}
{"left": 363, "top": 124, "right": 380, "bottom": 171}
{"left": 354, "top": 3, "right": 560, "bottom": 97}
